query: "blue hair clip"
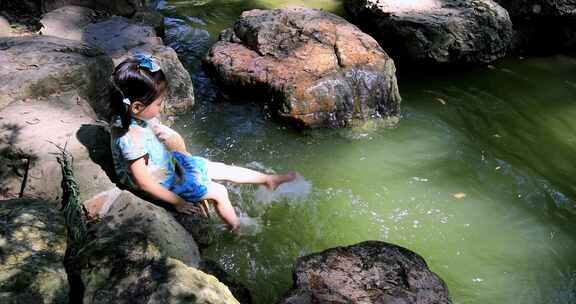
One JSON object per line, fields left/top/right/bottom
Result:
{"left": 134, "top": 53, "right": 161, "bottom": 72}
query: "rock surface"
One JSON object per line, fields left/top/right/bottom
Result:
{"left": 0, "top": 36, "right": 116, "bottom": 201}
{"left": 204, "top": 7, "right": 401, "bottom": 128}
{"left": 39, "top": 6, "right": 100, "bottom": 41}
{"left": 0, "top": 35, "right": 113, "bottom": 114}
{"left": 74, "top": 229, "right": 239, "bottom": 304}
{"left": 344, "top": 0, "right": 513, "bottom": 64}
{"left": 0, "top": 199, "right": 69, "bottom": 304}
{"left": 83, "top": 16, "right": 195, "bottom": 115}
{"left": 85, "top": 189, "right": 201, "bottom": 267}
{"left": 494, "top": 0, "right": 576, "bottom": 53}
{"left": 280, "top": 241, "right": 452, "bottom": 304}
{"left": 43, "top": 0, "right": 144, "bottom": 17}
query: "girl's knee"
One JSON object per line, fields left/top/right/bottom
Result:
{"left": 205, "top": 182, "right": 228, "bottom": 199}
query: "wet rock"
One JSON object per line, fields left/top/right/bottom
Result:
{"left": 132, "top": 8, "right": 166, "bottom": 37}
{"left": 84, "top": 16, "right": 195, "bottom": 115}
{"left": 280, "top": 240, "right": 452, "bottom": 304}
{"left": 74, "top": 229, "right": 239, "bottom": 304}
{"left": 493, "top": 0, "right": 576, "bottom": 53}
{"left": 200, "top": 260, "right": 253, "bottom": 304}
{"left": 85, "top": 189, "right": 201, "bottom": 267}
{"left": 43, "top": 0, "right": 145, "bottom": 17}
{"left": 344, "top": 0, "right": 513, "bottom": 65}
{"left": 0, "top": 198, "right": 68, "bottom": 304}
{"left": 0, "top": 36, "right": 113, "bottom": 114}
{"left": 204, "top": 7, "right": 401, "bottom": 129}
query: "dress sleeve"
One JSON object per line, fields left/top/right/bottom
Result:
{"left": 117, "top": 131, "right": 147, "bottom": 161}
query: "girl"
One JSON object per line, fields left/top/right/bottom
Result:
{"left": 110, "top": 54, "right": 295, "bottom": 231}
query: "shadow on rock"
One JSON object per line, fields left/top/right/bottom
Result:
{"left": 0, "top": 123, "right": 38, "bottom": 198}
{"left": 76, "top": 124, "right": 118, "bottom": 184}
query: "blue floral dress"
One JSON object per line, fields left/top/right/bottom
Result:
{"left": 110, "top": 116, "right": 210, "bottom": 202}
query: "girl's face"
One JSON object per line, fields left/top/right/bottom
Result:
{"left": 132, "top": 95, "right": 163, "bottom": 121}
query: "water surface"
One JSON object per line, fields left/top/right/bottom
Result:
{"left": 156, "top": 1, "right": 576, "bottom": 303}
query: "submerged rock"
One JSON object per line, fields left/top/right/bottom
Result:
{"left": 204, "top": 7, "right": 401, "bottom": 129}
{"left": 280, "top": 240, "right": 452, "bottom": 304}
{"left": 344, "top": 0, "right": 513, "bottom": 65}
{"left": 0, "top": 199, "right": 68, "bottom": 304}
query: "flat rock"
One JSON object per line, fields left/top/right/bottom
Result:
{"left": 280, "top": 240, "right": 452, "bottom": 304}
{"left": 0, "top": 198, "right": 68, "bottom": 304}
{"left": 43, "top": 0, "right": 144, "bottom": 17}
{"left": 40, "top": 6, "right": 100, "bottom": 41}
{"left": 0, "top": 35, "right": 113, "bottom": 114}
{"left": 204, "top": 7, "right": 401, "bottom": 128}
{"left": 344, "top": 0, "right": 513, "bottom": 64}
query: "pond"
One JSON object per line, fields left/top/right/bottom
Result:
{"left": 154, "top": 1, "right": 576, "bottom": 303}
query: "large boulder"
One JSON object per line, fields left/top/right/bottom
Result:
{"left": 0, "top": 35, "right": 113, "bottom": 114}
{"left": 0, "top": 199, "right": 69, "bottom": 304}
{"left": 204, "top": 7, "right": 401, "bottom": 129}
{"left": 73, "top": 227, "right": 239, "bottom": 303}
{"left": 493, "top": 0, "right": 576, "bottom": 53}
{"left": 83, "top": 16, "right": 195, "bottom": 115}
{"left": 344, "top": 0, "right": 513, "bottom": 65}
{"left": 39, "top": 6, "right": 100, "bottom": 41}
{"left": 280, "top": 241, "right": 452, "bottom": 304}
{"left": 0, "top": 36, "right": 116, "bottom": 201}
{"left": 84, "top": 189, "right": 201, "bottom": 267}
{"left": 43, "top": 0, "right": 145, "bottom": 17}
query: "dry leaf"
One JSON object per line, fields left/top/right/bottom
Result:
{"left": 453, "top": 192, "right": 466, "bottom": 199}
{"left": 435, "top": 97, "right": 447, "bottom": 105}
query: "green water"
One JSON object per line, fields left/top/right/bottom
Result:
{"left": 155, "top": 1, "right": 576, "bottom": 303}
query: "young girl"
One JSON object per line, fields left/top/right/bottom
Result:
{"left": 110, "top": 54, "right": 295, "bottom": 231}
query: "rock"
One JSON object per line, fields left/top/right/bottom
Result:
{"left": 200, "top": 260, "right": 253, "bottom": 304}
{"left": 0, "top": 16, "right": 10, "bottom": 37}
{"left": 0, "top": 36, "right": 116, "bottom": 201}
{"left": 0, "top": 36, "right": 113, "bottom": 114}
{"left": 204, "top": 7, "right": 401, "bottom": 129}
{"left": 0, "top": 198, "right": 68, "bottom": 304}
{"left": 0, "top": 100, "right": 116, "bottom": 202}
{"left": 280, "top": 240, "right": 452, "bottom": 304}
{"left": 85, "top": 189, "right": 201, "bottom": 267}
{"left": 84, "top": 16, "right": 195, "bottom": 115}
{"left": 131, "top": 8, "right": 165, "bottom": 37}
{"left": 493, "top": 0, "right": 576, "bottom": 53}
{"left": 39, "top": 6, "right": 99, "bottom": 41}
{"left": 344, "top": 0, "right": 513, "bottom": 65}
{"left": 74, "top": 229, "right": 239, "bottom": 304}
{"left": 43, "top": 0, "right": 145, "bottom": 17}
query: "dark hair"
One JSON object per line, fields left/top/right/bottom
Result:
{"left": 111, "top": 57, "right": 167, "bottom": 129}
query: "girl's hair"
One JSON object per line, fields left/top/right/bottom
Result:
{"left": 111, "top": 56, "right": 167, "bottom": 129}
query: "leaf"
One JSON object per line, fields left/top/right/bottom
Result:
{"left": 453, "top": 192, "right": 466, "bottom": 199}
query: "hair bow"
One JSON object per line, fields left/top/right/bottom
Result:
{"left": 134, "top": 53, "right": 161, "bottom": 72}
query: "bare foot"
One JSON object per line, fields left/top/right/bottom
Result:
{"left": 265, "top": 171, "right": 297, "bottom": 191}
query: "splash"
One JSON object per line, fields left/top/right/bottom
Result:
{"left": 254, "top": 173, "right": 312, "bottom": 205}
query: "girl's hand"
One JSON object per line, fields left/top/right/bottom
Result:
{"left": 174, "top": 201, "right": 196, "bottom": 215}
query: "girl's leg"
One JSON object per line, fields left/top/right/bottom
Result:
{"left": 202, "top": 181, "right": 239, "bottom": 230}
{"left": 206, "top": 161, "right": 295, "bottom": 190}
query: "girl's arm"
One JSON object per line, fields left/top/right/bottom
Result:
{"left": 128, "top": 157, "right": 196, "bottom": 214}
